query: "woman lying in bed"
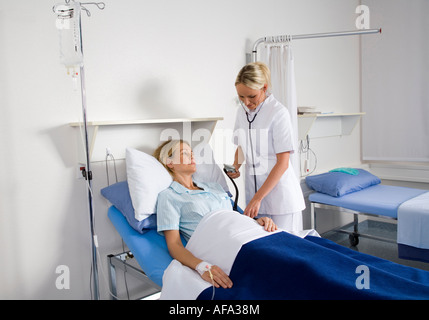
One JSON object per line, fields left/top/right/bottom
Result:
{"left": 153, "top": 139, "right": 278, "bottom": 289}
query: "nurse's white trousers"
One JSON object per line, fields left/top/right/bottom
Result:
{"left": 257, "top": 211, "right": 303, "bottom": 232}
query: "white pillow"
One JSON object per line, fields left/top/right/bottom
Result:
{"left": 126, "top": 148, "right": 172, "bottom": 221}
{"left": 125, "top": 144, "right": 229, "bottom": 222}
{"left": 193, "top": 142, "right": 229, "bottom": 192}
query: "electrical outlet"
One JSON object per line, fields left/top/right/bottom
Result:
{"left": 76, "top": 164, "right": 86, "bottom": 179}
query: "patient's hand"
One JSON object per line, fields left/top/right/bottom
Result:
{"left": 256, "top": 217, "right": 278, "bottom": 232}
{"left": 201, "top": 265, "right": 233, "bottom": 289}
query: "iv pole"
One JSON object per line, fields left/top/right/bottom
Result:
{"left": 53, "top": 0, "right": 105, "bottom": 300}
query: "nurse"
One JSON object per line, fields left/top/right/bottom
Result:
{"left": 228, "top": 62, "right": 305, "bottom": 231}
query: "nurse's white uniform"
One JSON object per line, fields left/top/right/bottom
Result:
{"left": 233, "top": 94, "right": 305, "bottom": 231}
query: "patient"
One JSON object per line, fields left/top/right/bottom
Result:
{"left": 153, "top": 139, "right": 277, "bottom": 289}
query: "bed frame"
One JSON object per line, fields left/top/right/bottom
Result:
{"left": 107, "top": 251, "right": 161, "bottom": 300}
{"left": 310, "top": 202, "right": 397, "bottom": 246}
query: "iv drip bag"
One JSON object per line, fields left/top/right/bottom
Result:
{"left": 54, "top": 2, "right": 83, "bottom": 68}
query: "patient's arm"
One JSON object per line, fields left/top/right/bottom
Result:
{"left": 164, "top": 230, "right": 233, "bottom": 289}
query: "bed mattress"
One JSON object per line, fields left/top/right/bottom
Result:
{"left": 309, "top": 184, "right": 427, "bottom": 219}
{"left": 108, "top": 206, "right": 179, "bottom": 287}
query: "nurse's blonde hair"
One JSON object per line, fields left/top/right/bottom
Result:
{"left": 153, "top": 139, "right": 189, "bottom": 176}
{"left": 235, "top": 62, "right": 272, "bottom": 92}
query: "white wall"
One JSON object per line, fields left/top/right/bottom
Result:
{"left": 0, "top": 0, "right": 363, "bottom": 299}
{"left": 361, "top": 0, "right": 429, "bottom": 164}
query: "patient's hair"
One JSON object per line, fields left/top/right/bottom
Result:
{"left": 153, "top": 139, "right": 189, "bottom": 176}
{"left": 235, "top": 61, "right": 272, "bottom": 92}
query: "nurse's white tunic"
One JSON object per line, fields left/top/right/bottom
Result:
{"left": 233, "top": 94, "right": 305, "bottom": 215}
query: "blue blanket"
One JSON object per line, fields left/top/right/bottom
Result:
{"left": 197, "top": 232, "right": 429, "bottom": 300}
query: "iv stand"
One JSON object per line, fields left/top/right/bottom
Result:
{"left": 79, "top": 63, "right": 99, "bottom": 299}
{"left": 54, "top": 0, "right": 105, "bottom": 300}
{"left": 77, "top": 1, "right": 105, "bottom": 301}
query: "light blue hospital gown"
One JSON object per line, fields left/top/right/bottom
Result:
{"left": 156, "top": 180, "right": 232, "bottom": 241}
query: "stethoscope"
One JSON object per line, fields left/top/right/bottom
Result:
{"left": 240, "top": 98, "right": 266, "bottom": 194}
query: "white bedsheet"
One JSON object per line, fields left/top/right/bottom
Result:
{"left": 160, "top": 209, "right": 318, "bottom": 300}
{"left": 398, "top": 191, "right": 429, "bottom": 249}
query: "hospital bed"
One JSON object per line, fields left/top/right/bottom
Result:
{"left": 306, "top": 169, "right": 429, "bottom": 262}
{"left": 106, "top": 193, "right": 429, "bottom": 300}
{"left": 103, "top": 149, "right": 429, "bottom": 299}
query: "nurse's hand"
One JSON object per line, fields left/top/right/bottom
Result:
{"left": 226, "top": 166, "right": 240, "bottom": 179}
{"left": 243, "top": 198, "right": 261, "bottom": 218}
{"left": 256, "top": 217, "right": 278, "bottom": 232}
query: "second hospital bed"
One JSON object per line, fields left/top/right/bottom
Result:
{"left": 306, "top": 169, "right": 429, "bottom": 262}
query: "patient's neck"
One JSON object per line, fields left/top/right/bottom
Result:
{"left": 173, "top": 174, "right": 201, "bottom": 190}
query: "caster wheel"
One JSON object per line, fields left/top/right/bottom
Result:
{"left": 349, "top": 233, "right": 359, "bottom": 246}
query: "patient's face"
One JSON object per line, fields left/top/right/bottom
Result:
{"left": 169, "top": 143, "right": 196, "bottom": 174}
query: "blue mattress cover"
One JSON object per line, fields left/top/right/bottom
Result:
{"left": 309, "top": 184, "right": 427, "bottom": 219}
{"left": 108, "top": 206, "right": 185, "bottom": 287}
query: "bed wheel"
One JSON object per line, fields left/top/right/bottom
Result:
{"left": 349, "top": 233, "right": 359, "bottom": 246}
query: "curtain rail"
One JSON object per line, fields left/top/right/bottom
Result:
{"left": 251, "top": 28, "right": 381, "bottom": 62}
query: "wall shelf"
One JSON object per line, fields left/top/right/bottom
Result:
{"left": 298, "top": 112, "right": 365, "bottom": 140}
{"left": 69, "top": 117, "right": 223, "bottom": 127}
{"left": 70, "top": 117, "right": 223, "bottom": 163}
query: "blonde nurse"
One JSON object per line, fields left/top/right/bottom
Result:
{"left": 228, "top": 62, "right": 305, "bottom": 231}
